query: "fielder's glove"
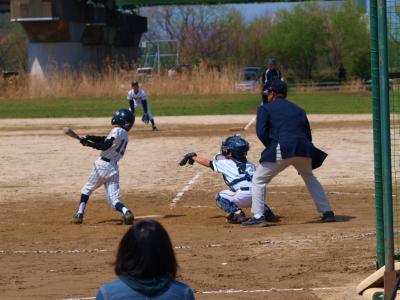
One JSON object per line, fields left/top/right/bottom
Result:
{"left": 80, "top": 136, "right": 89, "bottom": 146}
{"left": 142, "top": 113, "right": 150, "bottom": 124}
{"left": 179, "top": 152, "right": 197, "bottom": 166}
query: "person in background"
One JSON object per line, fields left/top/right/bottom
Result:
{"left": 338, "top": 64, "right": 347, "bottom": 83}
{"left": 96, "top": 220, "right": 195, "bottom": 300}
{"left": 261, "top": 58, "right": 282, "bottom": 104}
{"left": 127, "top": 81, "right": 158, "bottom": 131}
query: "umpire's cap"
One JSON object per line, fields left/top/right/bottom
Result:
{"left": 269, "top": 80, "right": 287, "bottom": 95}
{"left": 268, "top": 58, "right": 277, "bottom": 65}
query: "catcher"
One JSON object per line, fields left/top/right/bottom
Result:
{"left": 179, "top": 135, "right": 277, "bottom": 224}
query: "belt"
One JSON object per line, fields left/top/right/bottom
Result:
{"left": 239, "top": 187, "right": 250, "bottom": 191}
{"left": 101, "top": 157, "right": 110, "bottom": 162}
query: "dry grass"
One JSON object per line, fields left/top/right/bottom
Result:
{"left": 0, "top": 64, "right": 369, "bottom": 101}
{"left": 0, "top": 64, "right": 240, "bottom": 100}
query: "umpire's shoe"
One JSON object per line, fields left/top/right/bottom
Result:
{"left": 321, "top": 211, "right": 336, "bottom": 222}
{"left": 264, "top": 206, "right": 279, "bottom": 222}
{"left": 226, "top": 210, "right": 246, "bottom": 224}
{"left": 241, "top": 215, "right": 268, "bottom": 227}
{"left": 123, "top": 210, "right": 134, "bottom": 225}
{"left": 73, "top": 213, "right": 84, "bottom": 224}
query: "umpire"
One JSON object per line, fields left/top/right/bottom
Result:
{"left": 242, "top": 80, "right": 336, "bottom": 227}
{"left": 261, "top": 58, "right": 282, "bottom": 104}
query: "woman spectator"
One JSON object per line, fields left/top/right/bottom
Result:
{"left": 96, "top": 220, "right": 195, "bottom": 300}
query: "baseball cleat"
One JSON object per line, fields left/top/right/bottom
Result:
{"left": 226, "top": 210, "right": 246, "bottom": 224}
{"left": 123, "top": 210, "right": 134, "bottom": 225}
{"left": 73, "top": 213, "right": 84, "bottom": 224}
{"left": 241, "top": 216, "right": 268, "bottom": 227}
{"left": 152, "top": 126, "right": 159, "bottom": 131}
{"left": 321, "top": 211, "right": 336, "bottom": 222}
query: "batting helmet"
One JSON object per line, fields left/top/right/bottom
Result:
{"left": 221, "top": 135, "right": 250, "bottom": 159}
{"left": 111, "top": 108, "right": 135, "bottom": 131}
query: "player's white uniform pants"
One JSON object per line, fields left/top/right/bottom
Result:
{"left": 251, "top": 157, "right": 332, "bottom": 216}
{"left": 216, "top": 189, "right": 252, "bottom": 213}
{"left": 81, "top": 159, "right": 121, "bottom": 209}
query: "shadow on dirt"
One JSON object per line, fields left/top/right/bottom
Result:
{"left": 305, "top": 215, "right": 355, "bottom": 224}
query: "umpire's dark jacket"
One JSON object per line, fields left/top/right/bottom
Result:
{"left": 256, "top": 97, "right": 314, "bottom": 163}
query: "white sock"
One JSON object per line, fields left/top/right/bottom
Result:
{"left": 254, "top": 213, "right": 263, "bottom": 219}
{"left": 122, "top": 207, "right": 129, "bottom": 215}
{"left": 78, "top": 202, "right": 86, "bottom": 214}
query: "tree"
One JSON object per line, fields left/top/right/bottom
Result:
{"left": 145, "top": 6, "right": 246, "bottom": 67}
{"left": 264, "top": 3, "right": 330, "bottom": 80}
{"left": 0, "top": 14, "right": 27, "bottom": 71}
{"left": 240, "top": 16, "right": 272, "bottom": 67}
{"left": 328, "top": 0, "right": 370, "bottom": 78}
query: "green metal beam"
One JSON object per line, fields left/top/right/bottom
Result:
{"left": 369, "top": 0, "right": 385, "bottom": 270}
{"left": 116, "top": 0, "right": 307, "bottom": 8}
{"left": 377, "top": 0, "right": 396, "bottom": 297}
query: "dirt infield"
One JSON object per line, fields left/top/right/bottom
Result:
{"left": 0, "top": 115, "right": 375, "bottom": 299}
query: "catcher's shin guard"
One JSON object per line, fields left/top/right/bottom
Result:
{"left": 216, "top": 193, "right": 240, "bottom": 214}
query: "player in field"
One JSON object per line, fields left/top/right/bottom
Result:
{"left": 179, "top": 135, "right": 277, "bottom": 224}
{"left": 127, "top": 81, "right": 158, "bottom": 131}
{"left": 73, "top": 109, "right": 135, "bottom": 225}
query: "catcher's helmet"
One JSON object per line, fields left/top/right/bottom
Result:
{"left": 111, "top": 108, "right": 135, "bottom": 131}
{"left": 221, "top": 135, "right": 250, "bottom": 159}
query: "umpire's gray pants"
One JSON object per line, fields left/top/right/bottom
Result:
{"left": 251, "top": 157, "right": 332, "bottom": 216}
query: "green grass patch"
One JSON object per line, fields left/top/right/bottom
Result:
{"left": 0, "top": 91, "right": 371, "bottom": 118}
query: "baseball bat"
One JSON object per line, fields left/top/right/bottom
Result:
{"left": 63, "top": 127, "right": 81, "bottom": 140}
{"left": 229, "top": 116, "right": 256, "bottom": 132}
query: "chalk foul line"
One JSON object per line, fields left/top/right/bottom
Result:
{"left": 170, "top": 172, "right": 202, "bottom": 208}
{"left": 62, "top": 286, "right": 338, "bottom": 300}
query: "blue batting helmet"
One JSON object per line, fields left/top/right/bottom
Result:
{"left": 111, "top": 108, "right": 135, "bottom": 131}
{"left": 221, "top": 135, "right": 250, "bottom": 159}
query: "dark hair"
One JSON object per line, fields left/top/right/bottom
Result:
{"left": 131, "top": 81, "right": 139, "bottom": 87}
{"left": 115, "top": 220, "right": 177, "bottom": 279}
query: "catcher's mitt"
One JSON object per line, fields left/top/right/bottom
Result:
{"left": 179, "top": 152, "right": 197, "bottom": 166}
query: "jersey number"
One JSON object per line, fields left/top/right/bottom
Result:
{"left": 116, "top": 140, "right": 127, "bottom": 156}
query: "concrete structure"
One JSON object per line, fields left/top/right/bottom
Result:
{"left": 8, "top": 0, "right": 147, "bottom": 74}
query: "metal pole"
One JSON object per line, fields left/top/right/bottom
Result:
{"left": 370, "top": 0, "right": 385, "bottom": 269}
{"left": 176, "top": 40, "right": 180, "bottom": 66}
{"left": 157, "top": 41, "right": 161, "bottom": 74}
{"left": 377, "top": 0, "right": 396, "bottom": 298}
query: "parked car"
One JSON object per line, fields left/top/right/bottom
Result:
{"left": 235, "top": 67, "right": 261, "bottom": 91}
{"left": 136, "top": 67, "right": 153, "bottom": 81}
{"left": 167, "top": 64, "right": 193, "bottom": 77}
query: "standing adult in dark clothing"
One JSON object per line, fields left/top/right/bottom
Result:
{"left": 242, "top": 80, "right": 336, "bottom": 227}
{"left": 338, "top": 64, "right": 347, "bottom": 83}
{"left": 261, "top": 58, "right": 282, "bottom": 104}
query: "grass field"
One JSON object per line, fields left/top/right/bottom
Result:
{"left": 0, "top": 91, "right": 371, "bottom": 118}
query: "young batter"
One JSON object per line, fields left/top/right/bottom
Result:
{"left": 179, "top": 135, "right": 277, "bottom": 224}
{"left": 73, "top": 108, "right": 135, "bottom": 225}
{"left": 127, "top": 81, "right": 158, "bottom": 131}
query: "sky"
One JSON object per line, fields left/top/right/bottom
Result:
{"left": 139, "top": 1, "right": 344, "bottom": 24}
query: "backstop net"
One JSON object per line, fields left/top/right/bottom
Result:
{"left": 388, "top": 0, "right": 400, "bottom": 260}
